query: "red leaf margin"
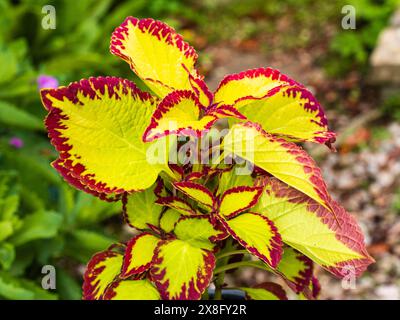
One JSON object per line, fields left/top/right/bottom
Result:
{"left": 217, "top": 212, "right": 283, "bottom": 268}
{"left": 41, "top": 76, "right": 156, "bottom": 195}
{"left": 149, "top": 240, "right": 215, "bottom": 300}
{"left": 219, "top": 185, "right": 264, "bottom": 219}
{"left": 121, "top": 232, "right": 160, "bottom": 278}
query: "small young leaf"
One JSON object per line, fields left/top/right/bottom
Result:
{"left": 121, "top": 233, "right": 160, "bottom": 278}
{"left": 123, "top": 184, "right": 163, "bottom": 231}
{"left": 219, "top": 186, "right": 263, "bottom": 219}
{"left": 218, "top": 212, "right": 282, "bottom": 268}
{"left": 174, "top": 216, "right": 226, "bottom": 249}
{"left": 174, "top": 181, "right": 215, "bottom": 209}
{"left": 159, "top": 209, "right": 181, "bottom": 233}
{"left": 83, "top": 249, "right": 123, "bottom": 300}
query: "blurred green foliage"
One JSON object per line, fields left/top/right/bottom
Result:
{"left": 0, "top": 0, "right": 195, "bottom": 300}
{"left": 327, "top": 0, "right": 400, "bottom": 76}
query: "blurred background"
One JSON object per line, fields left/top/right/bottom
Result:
{"left": 0, "top": 0, "right": 399, "bottom": 300}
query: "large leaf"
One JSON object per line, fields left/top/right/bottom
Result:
{"left": 223, "top": 122, "right": 334, "bottom": 212}
{"left": 83, "top": 249, "right": 123, "bottom": 300}
{"left": 103, "top": 279, "right": 160, "bottom": 300}
{"left": 110, "top": 17, "right": 198, "bottom": 98}
{"left": 236, "top": 85, "right": 336, "bottom": 145}
{"left": 121, "top": 232, "right": 160, "bottom": 277}
{"left": 254, "top": 178, "right": 374, "bottom": 277}
{"left": 218, "top": 212, "right": 282, "bottom": 268}
{"left": 41, "top": 76, "right": 171, "bottom": 195}
{"left": 123, "top": 183, "right": 163, "bottom": 231}
{"left": 150, "top": 239, "right": 215, "bottom": 300}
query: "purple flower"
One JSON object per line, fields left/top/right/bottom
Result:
{"left": 37, "top": 75, "right": 59, "bottom": 90}
{"left": 9, "top": 137, "right": 24, "bottom": 149}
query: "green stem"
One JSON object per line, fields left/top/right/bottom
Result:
{"left": 214, "top": 261, "right": 272, "bottom": 275}
{"left": 213, "top": 238, "right": 234, "bottom": 300}
{"left": 216, "top": 250, "right": 248, "bottom": 260}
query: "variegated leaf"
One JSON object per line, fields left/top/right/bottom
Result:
{"left": 156, "top": 196, "right": 198, "bottom": 215}
{"left": 276, "top": 246, "right": 313, "bottom": 293}
{"left": 219, "top": 186, "right": 263, "bottom": 219}
{"left": 241, "top": 282, "right": 288, "bottom": 300}
{"left": 174, "top": 215, "right": 227, "bottom": 249}
{"left": 123, "top": 184, "right": 163, "bottom": 231}
{"left": 160, "top": 209, "right": 182, "bottom": 233}
{"left": 223, "top": 122, "right": 334, "bottom": 213}
{"left": 110, "top": 17, "right": 198, "bottom": 98}
{"left": 217, "top": 212, "right": 282, "bottom": 268}
{"left": 121, "top": 233, "right": 160, "bottom": 277}
{"left": 103, "top": 279, "right": 160, "bottom": 300}
{"left": 174, "top": 181, "right": 215, "bottom": 209}
{"left": 41, "top": 77, "right": 172, "bottom": 195}
{"left": 142, "top": 90, "right": 217, "bottom": 142}
{"left": 254, "top": 178, "right": 374, "bottom": 277}
{"left": 214, "top": 67, "right": 299, "bottom": 107}
{"left": 235, "top": 85, "right": 336, "bottom": 146}
{"left": 83, "top": 249, "right": 123, "bottom": 300}
{"left": 150, "top": 239, "right": 215, "bottom": 300}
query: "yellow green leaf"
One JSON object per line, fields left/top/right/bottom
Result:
{"left": 150, "top": 239, "right": 215, "bottom": 300}
{"left": 219, "top": 185, "right": 263, "bottom": 218}
{"left": 104, "top": 279, "right": 160, "bottom": 300}
{"left": 214, "top": 67, "right": 298, "bottom": 107}
{"left": 123, "top": 183, "right": 163, "bottom": 231}
{"left": 174, "top": 181, "right": 215, "bottom": 209}
{"left": 236, "top": 85, "right": 336, "bottom": 145}
{"left": 110, "top": 17, "right": 198, "bottom": 98}
{"left": 83, "top": 249, "right": 123, "bottom": 300}
{"left": 174, "top": 216, "right": 226, "bottom": 250}
{"left": 156, "top": 196, "right": 198, "bottom": 215}
{"left": 241, "top": 282, "right": 288, "bottom": 300}
{"left": 223, "top": 122, "right": 334, "bottom": 212}
{"left": 276, "top": 246, "right": 313, "bottom": 293}
{"left": 254, "top": 178, "right": 374, "bottom": 277}
{"left": 121, "top": 233, "right": 160, "bottom": 277}
{"left": 216, "top": 168, "right": 254, "bottom": 195}
{"left": 218, "top": 212, "right": 282, "bottom": 268}
{"left": 41, "top": 77, "right": 171, "bottom": 195}
{"left": 160, "top": 209, "right": 182, "bottom": 233}
{"left": 143, "top": 90, "right": 217, "bottom": 142}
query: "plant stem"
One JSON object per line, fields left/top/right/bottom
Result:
{"left": 214, "top": 261, "right": 272, "bottom": 275}
{"left": 213, "top": 238, "right": 234, "bottom": 300}
{"left": 216, "top": 249, "right": 248, "bottom": 260}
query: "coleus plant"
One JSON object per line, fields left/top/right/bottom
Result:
{"left": 40, "top": 17, "right": 374, "bottom": 300}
